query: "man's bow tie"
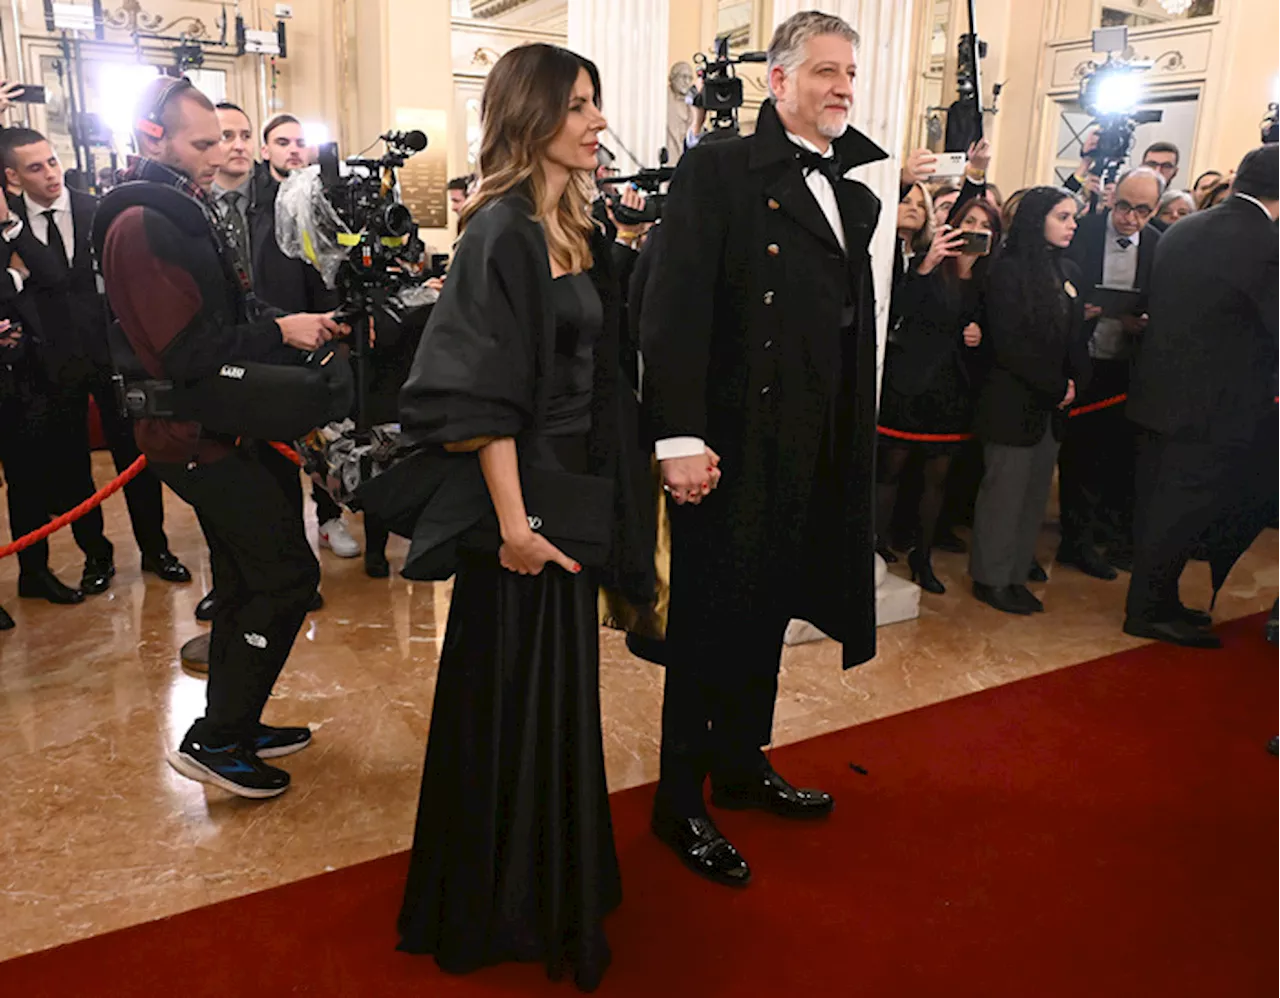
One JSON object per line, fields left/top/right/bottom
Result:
{"left": 794, "top": 147, "right": 844, "bottom": 184}
{"left": 1116, "top": 236, "right": 1132, "bottom": 249}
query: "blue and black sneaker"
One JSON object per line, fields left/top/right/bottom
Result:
{"left": 252, "top": 725, "right": 313, "bottom": 759}
{"left": 167, "top": 738, "right": 290, "bottom": 799}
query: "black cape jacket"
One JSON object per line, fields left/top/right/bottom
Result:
{"left": 361, "top": 192, "right": 655, "bottom": 607}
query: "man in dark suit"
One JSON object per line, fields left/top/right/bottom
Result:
{"left": 1124, "top": 144, "right": 1279, "bottom": 648}
{"left": 0, "top": 128, "right": 189, "bottom": 599}
{"left": 640, "top": 11, "right": 883, "bottom": 887}
{"left": 1058, "top": 167, "right": 1164, "bottom": 579}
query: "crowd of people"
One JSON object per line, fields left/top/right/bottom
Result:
{"left": 0, "top": 10, "right": 1274, "bottom": 993}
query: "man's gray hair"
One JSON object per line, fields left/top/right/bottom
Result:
{"left": 767, "top": 10, "right": 859, "bottom": 94}
{"left": 1116, "top": 165, "right": 1167, "bottom": 198}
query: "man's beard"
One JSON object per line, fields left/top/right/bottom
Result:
{"left": 817, "top": 108, "right": 851, "bottom": 140}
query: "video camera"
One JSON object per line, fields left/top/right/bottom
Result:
{"left": 1078, "top": 27, "right": 1162, "bottom": 187}
{"left": 693, "top": 34, "right": 767, "bottom": 134}
{"left": 597, "top": 149, "right": 674, "bottom": 225}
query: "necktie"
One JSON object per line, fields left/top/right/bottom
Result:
{"left": 794, "top": 146, "right": 844, "bottom": 185}
{"left": 42, "top": 209, "right": 68, "bottom": 268}
{"left": 1116, "top": 237, "right": 1132, "bottom": 249}
{"left": 220, "top": 191, "right": 251, "bottom": 272}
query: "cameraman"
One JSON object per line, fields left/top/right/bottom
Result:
{"left": 97, "top": 77, "right": 343, "bottom": 799}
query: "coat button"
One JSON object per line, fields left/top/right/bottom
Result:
{"left": 760, "top": 385, "right": 772, "bottom": 396}
{"left": 767, "top": 243, "right": 780, "bottom": 256}
{"left": 763, "top": 339, "right": 773, "bottom": 349}
{"left": 763, "top": 290, "right": 774, "bottom": 305}
{"left": 767, "top": 198, "right": 780, "bottom": 210}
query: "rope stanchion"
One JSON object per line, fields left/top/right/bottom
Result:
{"left": 0, "top": 454, "right": 149, "bottom": 560}
{"left": 1, "top": 440, "right": 302, "bottom": 561}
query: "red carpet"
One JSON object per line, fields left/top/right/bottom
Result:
{"left": 5, "top": 616, "right": 1276, "bottom": 997}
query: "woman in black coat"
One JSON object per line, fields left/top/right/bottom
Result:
{"left": 877, "top": 198, "right": 1001, "bottom": 593}
{"left": 969, "top": 187, "right": 1090, "bottom": 615}
{"left": 392, "top": 45, "right": 651, "bottom": 992}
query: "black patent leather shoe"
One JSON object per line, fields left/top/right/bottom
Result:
{"left": 1011, "top": 584, "right": 1044, "bottom": 613}
{"left": 651, "top": 804, "right": 751, "bottom": 887}
{"left": 1123, "top": 616, "right": 1222, "bottom": 649}
{"left": 365, "top": 551, "right": 391, "bottom": 579}
{"left": 973, "top": 581, "right": 1033, "bottom": 615}
{"left": 712, "top": 766, "right": 834, "bottom": 819}
{"left": 1027, "top": 560, "right": 1049, "bottom": 583}
{"left": 0, "top": 604, "right": 14, "bottom": 630}
{"left": 195, "top": 590, "right": 218, "bottom": 622}
{"left": 1056, "top": 544, "right": 1118, "bottom": 581}
{"left": 142, "top": 551, "right": 192, "bottom": 584}
{"left": 19, "top": 568, "right": 85, "bottom": 605}
{"left": 1176, "top": 604, "right": 1212, "bottom": 630}
{"left": 80, "top": 557, "right": 116, "bottom": 595}
{"left": 908, "top": 548, "right": 945, "bottom": 595}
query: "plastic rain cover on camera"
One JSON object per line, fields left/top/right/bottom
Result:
{"left": 275, "top": 167, "right": 350, "bottom": 289}
{"left": 293, "top": 419, "right": 406, "bottom": 510}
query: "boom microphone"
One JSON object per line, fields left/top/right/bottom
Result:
{"left": 380, "top": 129, "right": 428, "bottom": 151}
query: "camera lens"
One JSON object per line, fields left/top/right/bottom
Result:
{"left": 378, "top": 203, "right": 413, "bottom": 238}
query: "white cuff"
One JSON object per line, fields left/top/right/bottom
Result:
{"left": 7, "top": 267, "right": 23, "bottom": 293}
{"left": 2, "top": 218, "right": 22, "bottom": 241}
{"left": 655, "top": 436, "right": 706, "bottom": 461}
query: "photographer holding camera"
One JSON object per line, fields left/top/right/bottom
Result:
{"left": 95, "top": 77, "right": 345, "bottom": 799}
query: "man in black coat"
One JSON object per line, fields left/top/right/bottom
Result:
{"left": 640, "top": 11, "right": 884, "bottom": 887}
{"left": 1124, "top": 144, "right": 1279, "bottom": 648}
{"left": 1058, "top": 167, "right": 1163, "bottom": 579}
{"left": 1, "top": 128, "right": 189, "bottom": 598}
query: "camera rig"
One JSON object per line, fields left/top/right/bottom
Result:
{"left": 693, "top": 34, "right": 767, "bottom": 136}
{"left": 1077, "top": 27, "right": 1162, "bottom": 193}
{"left": 597, "top": 151, "right": 675, "bottom": 226}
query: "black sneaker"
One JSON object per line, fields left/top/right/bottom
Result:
{"left": 167, "top": 738, "right": 290, "bottom": 799}
{"left": 252, "top": 725, "right": 313, "bottom": 759}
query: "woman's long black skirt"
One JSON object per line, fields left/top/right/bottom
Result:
{"left": 397, "top": 550, "right": 621, "bottom": 992}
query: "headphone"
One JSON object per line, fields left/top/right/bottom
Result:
{"left": 135, "top": 75, "right": 194, "bottom": 140}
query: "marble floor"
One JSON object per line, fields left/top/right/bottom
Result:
{"left": 0, "top": 454, "right": 1275, "bottom": 962}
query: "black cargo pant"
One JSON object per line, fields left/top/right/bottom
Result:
{"left": 153, "top": 444, "right": 319, "bottom": 745}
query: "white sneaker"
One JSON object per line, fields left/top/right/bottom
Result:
{"left": 318, "top": 518, "right": 360, "bottom": 558}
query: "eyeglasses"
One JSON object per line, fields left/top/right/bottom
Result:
{"left": 1142, "top": 161, "right": 1177, "bottom": 175}
{"left": 1114, "top": 200, "right": 1154, "bottom": 219}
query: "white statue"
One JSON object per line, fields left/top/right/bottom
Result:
{"left": 666, "top": 61, "right": 696, "bottom": 164}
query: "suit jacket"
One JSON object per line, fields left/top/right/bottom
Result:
{"left": 1127, "top": 195, "right": 1278, "bottom": 445}
{"left": 640, "top": 98, "right": 886, "bottom": 668}
{"left": 973, "top": 255, "right": 1091, "bottom": 446}
{"left": 7, "top": 189, "right": 109, "bottom": 380}
{"left": 1062, "top": 209, "right": 1160, "bottom": 363}
{"left": 883, "top": 266, "right": 986, "bottom": 398}
{"left": 247, "top": 163, "right": 339, "bottom": 315}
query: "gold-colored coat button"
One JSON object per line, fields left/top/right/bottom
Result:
{"left": 767, "top": 198, "right": 780, "bottom": 210}
{"left": 763, "top": 291, "right": 775, "bottom": 305}
{"left": 767, "top": 243, "right": 780, "bottom": 256}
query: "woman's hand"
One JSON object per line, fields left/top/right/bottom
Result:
{"left": 1059, "top": 379, "right": 1077, "bottom": 410}
{"left": 966, "top": 137, "right": 992, "bottom": 175}
{"left": 962, "top": 322, "right": 982, "bottom": 348}
{"left": 499, "top": 527, "right": 581, "bottom": 576}
{"left": 918, "top": 225, "right": 966, "bottom": 275}
{"left": 901, "top": 148, "right": 937, "bottom": 186}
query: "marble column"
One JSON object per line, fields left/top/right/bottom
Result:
{"left": 769, "top": 1, "right": 922, "bottom": 639}
{"left": 567, "top": 0, "right": 670, "bottom": 170}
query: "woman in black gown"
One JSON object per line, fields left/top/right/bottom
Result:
{"left": 876, "top": 198, "right": 1001, "bottom": 593}
{"left": 393, "top": 44, "right": 653, "bottom": 992}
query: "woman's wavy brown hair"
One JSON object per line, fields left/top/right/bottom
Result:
{"left": 460, "top": 43, "right": 602, "bottom": 275}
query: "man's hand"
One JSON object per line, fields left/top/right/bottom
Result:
{"left": 499, "top": 527, "right": 581, "bottom": 576}
{"left": 1059, "top": 379, "right": 1077, "bottom": 410}
{"left": 0, "top": 318, "right": 17, "bottom": 347}
{"left": 901, "top": 148, "right": 937, "bottom": 186}
{"left": 661, "top": 446, "right": 721, "bottom": 506}
{"left": 425, "top": 276, "right": 445, "bottom": 292}
{"left": 277, "top": 312, "right": 345, "bottom": 352}
{"left": 9, "top": 251, "right": 27, "bottom": 280}
{"left": 0, "top": 81, "right": 24, "bottom": 118}
{"left": 1083, "top": 303, "right": 1103, "bottom": 321}
{"left": 962, "top": 322, "right": 982, "bottom": 348}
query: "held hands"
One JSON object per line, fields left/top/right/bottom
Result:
{"left": 1120, "top": 312, "right": 1148, "bottom": 335}
{"left": 962, "top": 322, "right": 982, "bottom": 348}
{"left": 499, "top": 526, "right": 581, "bottom": 577}
{"left": 277, "top": 312, "right": 350, "bottom": 352}
{"left": 0, "top": 318, "right": 18, "bottom": 348}
{"left": 1059, "top": 379, "right": 1077, "bottom": 410}
{"left": 918, "top": 225, "right": 966, "bottom": 275}
{"left": 660, "top": 446, "right": 722, "bottom": 506}
{"left": 1083, "top": 303, "right": 1104, "bottom": 321}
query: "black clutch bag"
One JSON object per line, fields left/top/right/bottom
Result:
{"left": 462, "top": 464, "right": 615, "bottom": 569}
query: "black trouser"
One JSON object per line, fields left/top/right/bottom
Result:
{"left": 1125, "top": 429, "right": 1256, "bottom": 623}
{"left": 47, "top": 368, "right": 171, "bottom": 562}
{"left": 1057, "top": 358, "right": 1133, "bottom": 552}
{"left": 657, "top": 612, "right": 790, "bottom": 816}
{"left": 154, "top": 445, "right": 319, "bottom": 745}
{"left": 0, "top": 383, "right": 59, "bottom": 576}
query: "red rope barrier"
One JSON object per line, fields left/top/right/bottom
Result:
{"left": 1068, "top": 393, "right": 1128, "bottom": 418}
{"left": 877, "top": 426, "right": 974, "bottom": 443}
{"left": 0, "top": 440, "right": 302, "bottom": 561}
{"left": 0, "top": 454, "right": 149, "bottom": 560}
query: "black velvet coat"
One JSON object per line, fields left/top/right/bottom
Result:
{"left": 387, "top": 192, "right": 654, "bottom": 606}
{"left": 639, "top": 99, "right": 886, "bottom": 669}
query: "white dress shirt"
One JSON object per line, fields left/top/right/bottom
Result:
{"left": 655, "top": 129, "right": 848, "bottom": 462}
{"left": 23, "top": 187, "right": 76, "bottom": 266}
{"left": 1091, "top": 214, "right": 1141, "bottom": 361}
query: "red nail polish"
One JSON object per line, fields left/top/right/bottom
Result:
{"left": 573, "top": 563, "right": 583, "bottom": 573}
